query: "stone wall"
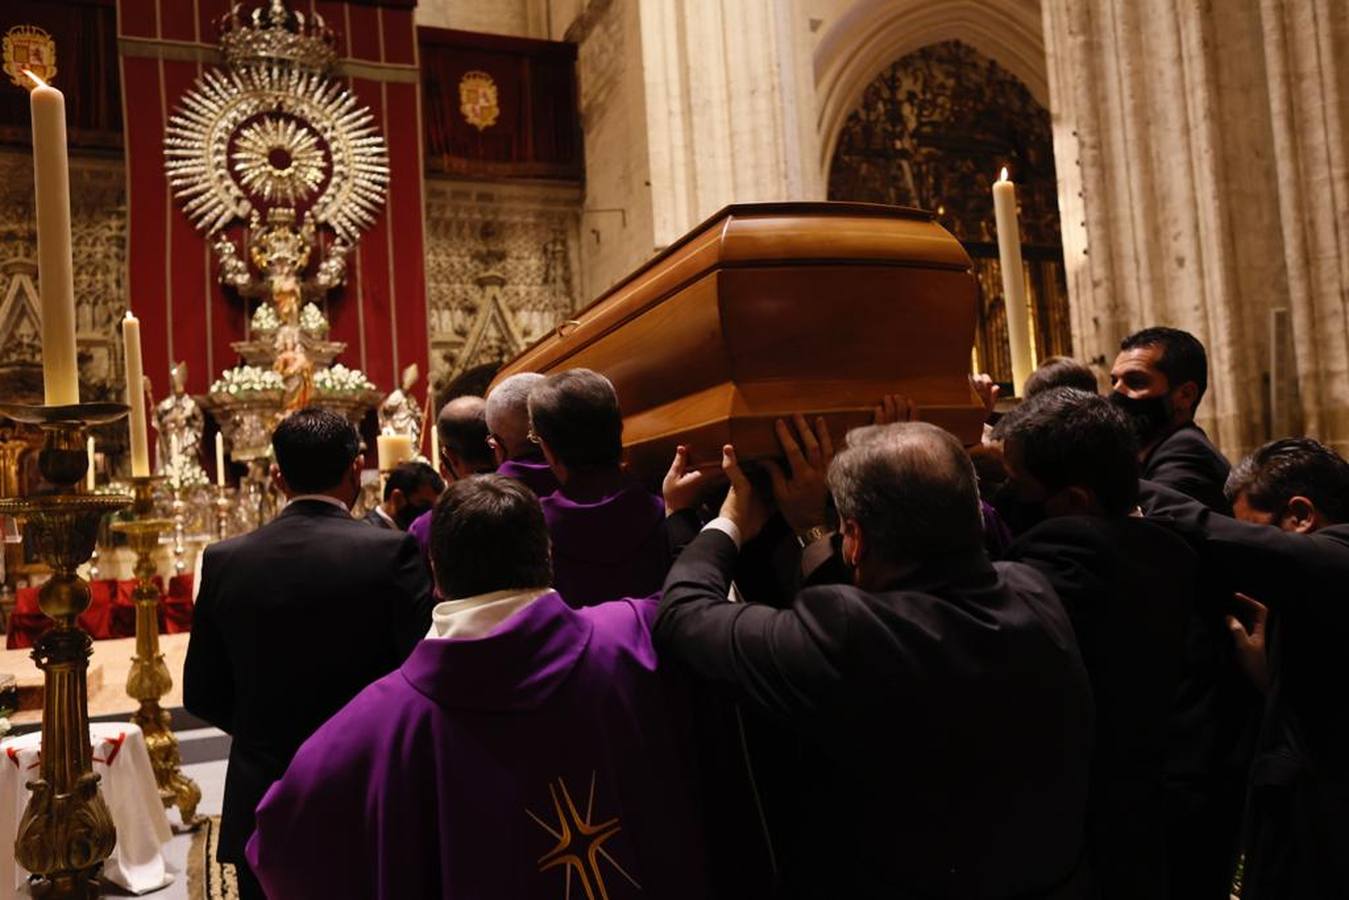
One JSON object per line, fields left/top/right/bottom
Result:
{"left": 415, "top": 0, "right": 548, "bottom": 38}
{"left": 1042, "top": 0, "right": 1349, "bottom": 456}
{"left": 423, "top": 177, "right": 583, "bottom": 398}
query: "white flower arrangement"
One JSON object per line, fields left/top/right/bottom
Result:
{"left": 251, "top": 303, "right": 280, "bottom": 333}
{"left": 313, "top": 363, "right": 375, "bottom": 395}
{"left": 210, "top": 365, "right": 285, "bottom": 396}
{"left": 299, "top": 302, "right": 329, "bottom": 335}
{"left": 164, "top": 453, "right": 209, "bottom": 490}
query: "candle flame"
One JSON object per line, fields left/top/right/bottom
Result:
{"left": 22, "top": 69, "right": 49, "bottom": 90}
{"left": 999, "top": 166, "right": 1009, "bottom": 182}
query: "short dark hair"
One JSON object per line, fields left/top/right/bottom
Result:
{"left": 429, "top": 475, "right": 552, "bottom": 598}
{"left": 1225, "top": 438, "right": 1349, "bottom": 524}
{"left": 527, "top": 369, "right": 623, "bottom": 469}
{"left": 993, "top": 388, "right": 1140, "bottom": 516}
{"left": 437, "top": 396, "right": 494, "bottom": 471}
{"left": 272, "top": 407, "right": 360, "bottom": 493}
{"left": 1025, "top": 356, "right": 1098, "bottom": 398}
{"left": 383, "top": 460, "right": 445, "bottom": 501}
{"left": 1120, "top": 326, "right": 1209, "bottom": 405}
{"left": 826, "top": 422, "right": 983, "bottom": 562}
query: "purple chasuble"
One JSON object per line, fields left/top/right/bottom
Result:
{"left": 407, "top": 507, "right": 433, "bottom": 562}
{"left": 497, "top": 454, "right": 560, "bottom": 498}
{"left": 540, "top": 470, "right": 668, "bottom": 607}
{"left": 247, "top": 593, "right": 708, "bottom": 899}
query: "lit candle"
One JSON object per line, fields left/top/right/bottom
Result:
{"left": 122, "top": 311, "right": 150, "bottom": 477}
{"left": 86, "top": 435, "right": 96, "bottom": 492}
{"left": 376, "top": 434, "right": 414, "bottom": 472}
{"left": 26, "top": 71, "right": 79, "bottom": 406}
{"left": 993, "top": 167, "right": 1034, "bottom": 395}
{"left": 216, "top": 431, "right": 227, "bottom": 487}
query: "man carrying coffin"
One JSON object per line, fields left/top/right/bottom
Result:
{"left": 247, "top": 475, "right": 709, "bottom": 899}
{"left": 1142, "top": 439, "right": 1349, "bottom": 900}
{"left": 408, "top": 395, "right": 495, "bottom": 558}
{"left": 998, "top": 389, "right": 1195, "bottom": 899}
{"left": 528, "top": 369, "right": 669, "bottom": 606}
{"left": 656, "top": 421, "right": 1092, "bottom": 898}
{"left": 485, "top": 372, "right": 561, "bottom": 497}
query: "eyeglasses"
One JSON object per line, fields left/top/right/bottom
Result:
{"left": 526, "top": 428, "right": 541, "bottom": 445}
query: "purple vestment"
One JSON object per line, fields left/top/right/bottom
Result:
{"left": 496, "top": 453, "right": 560, "bottom": 498}
{"left": 540, "top": 470, "right": 668, "bottom": 607}
{"left": 246, "top": 593, "right": 708, "bottom": 899}
{"left": 405, "top": 456, "right": 560, "bottom": 564}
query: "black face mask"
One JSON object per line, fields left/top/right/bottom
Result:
{"left": 395, "top": 502, "right": 433, "bottom": 531}
{"left": 1110, "top": 391, "right": 1173, "bottom": 445}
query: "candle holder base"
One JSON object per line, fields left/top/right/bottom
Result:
{"left": 112, "top": 476, "right": 202, "bottom": 830}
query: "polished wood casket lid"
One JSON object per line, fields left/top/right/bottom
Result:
{"left": 496, "top": 202, "right": 985, "bottom": 479}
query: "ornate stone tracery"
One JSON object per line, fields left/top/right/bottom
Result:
{"left": 423, "top": 178, "right": 581, "bottom": 400}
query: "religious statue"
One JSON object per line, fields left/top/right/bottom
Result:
{"left": 379, "top": 364, "right": 424, "bottom": 445}
{"left": 153, "top": 362, "right": 206, "bottom": 477}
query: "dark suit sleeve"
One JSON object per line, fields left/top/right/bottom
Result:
{"left": 1146, "top": 432, "right": 1231, "bottom": 512}
{"left": 654, "top": 529, "right": 844, "bottom": 721}
{"left": 665, "top": 507, "right": 703, "bottom": 559}
{"left": 1141, "top": 479, "right": 1310, "bottom": 606}
{"left": 387, "top": 533, "right": 434, "bottom": 658}
{"left": 183, "top": 545, "right": 234, "bottom": 732}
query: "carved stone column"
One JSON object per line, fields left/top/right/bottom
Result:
{"left": 1258, "top": 0, "right": 1349, "bottom": 447}
{"left": 1042, "top": 0, "right": 1349, "bottom": 457}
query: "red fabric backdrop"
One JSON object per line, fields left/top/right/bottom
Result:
{"left": 115, "top": 0, "right": 427, "bottom": 397}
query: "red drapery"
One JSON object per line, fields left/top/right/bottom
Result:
{"left": 115, "top": 0, "right": 428, "bottom": 397}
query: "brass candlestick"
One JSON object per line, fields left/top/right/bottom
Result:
{"left": 111, "top": 478, "right": 201, "bottom": 829}
{"left": 0, "top": 401, "right": 130, "bottom": 899}
{"left": 213, "top": 485, "right": 231, "bottom": 541}
{"left": 169, "top": 486, "right": 187, "bottom": 575}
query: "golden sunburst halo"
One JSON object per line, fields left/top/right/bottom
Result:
{"left": 231, "top": 114, "right": 329, "bottom": 206}
{"left": 164, "top": 64, "right": 389, "bottom": 240}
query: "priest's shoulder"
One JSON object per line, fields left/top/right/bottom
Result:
{"left": 575, "top": 596, "right": 661, "bottom": 659}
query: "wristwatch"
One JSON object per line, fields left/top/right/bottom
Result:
{"left": 795, "top": 525, "right": 831, "bottom": 548}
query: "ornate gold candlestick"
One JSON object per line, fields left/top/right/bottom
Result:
{"left": 213, "top": 485, "right": 231, "bottom": 541}
{"left": 111, "top": 478, "right": 202, "bottom": 829}
{"left": 0, "top": 402, "right": 130, "bottom": 899}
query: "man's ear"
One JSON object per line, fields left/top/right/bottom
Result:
{"left": 1172, "top": 380, "right": 1200, "bottom": 417}
{"left": 1282, "top": 496, "right": 1321, "bottom": 534}
{"left": 389, "top": 487, "right": 405, "bottom": 508}
{"left": 539, "top": 438, "right": 567, "bottom": 482}
{"left": 270, "top": 462, "right": 289, "bottom": 496}
{"left": 841, "top": 518, "right": 864, "bottom": 567}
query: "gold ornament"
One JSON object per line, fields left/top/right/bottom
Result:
{"left": 459, "top": 71, "right": 500, "bottom": 132}
{"left": 3, "top": 25, "right": 56, "bottom": 90}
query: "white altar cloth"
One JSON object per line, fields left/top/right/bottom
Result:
{"left": 0, "top": 722, "right": 173, "bottom": 896}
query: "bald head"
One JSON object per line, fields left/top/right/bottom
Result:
{"left": 437, "top": 395, "right": 494, "bottom": 477}
{"left": 827, "top": 422, "right": 983, "bottom": 563}
{"left": 486, "top": 372, "right": 545, "bottom": 460}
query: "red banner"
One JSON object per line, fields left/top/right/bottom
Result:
{"left": 115, "top": 0, "right": 427, "bottom": 397}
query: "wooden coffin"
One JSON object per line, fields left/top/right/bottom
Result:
{"left": 494, "top": 202, "right": 985, "bottom": 479}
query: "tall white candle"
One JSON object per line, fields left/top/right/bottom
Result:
{"left": 429, "top": 421, "right": 440, "bottom": 471}
{"left": 86, "top": 436, "right": 96, "bottom": 491}
{"left": 993, "top": 167, "right": 1034, "bottom": 395}
{"left": 376, "top": 434, "right": 414, "bottom": 472}
{"left": 27, "top": 71, "right": 79, "bottom": 406}
{"left": 216, "top": 432, "right": 227, "bottom": 487}
{"left": 122, "top": 311, "right": 150, "bottom": 477}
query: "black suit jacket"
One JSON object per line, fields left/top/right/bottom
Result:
{"left": 1007, "top": 516, "right": 1195, "bottom": 900}
{"left": 1143, "top": 423, "right": 1232, "bottom": 513}
{"left": 1141, "top": 481, "right": 1349, "bottom": 898}
{"left": 362, "top": 507, "right": 395, "bottom": 529}
{"left": 184, "top": 499, "right": 433, "bottom": 862}
{"left": 656, "top": 530, "right": 1093, "bottom": 899}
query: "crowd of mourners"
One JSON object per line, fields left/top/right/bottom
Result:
{"left": 182, "top": 325, "right": 1348, "bottom": 900}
